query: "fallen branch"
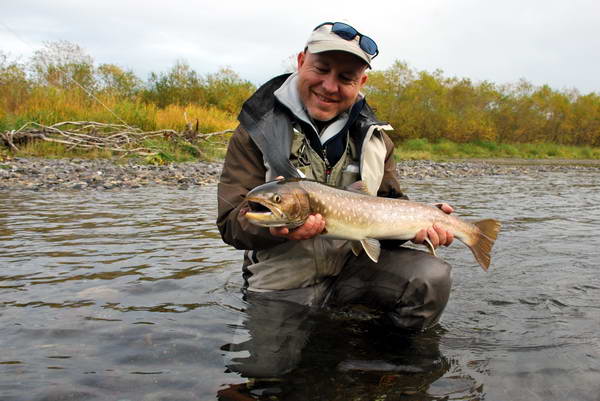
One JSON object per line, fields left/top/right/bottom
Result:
{"left": 0, "top": 121, "right": 235, "bottom": 157}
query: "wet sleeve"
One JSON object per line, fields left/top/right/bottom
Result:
{"left": 216, "top": 126, "right": 288, "bottom": 250}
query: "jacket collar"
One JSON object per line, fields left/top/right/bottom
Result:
{"left": 237, "top": 74, "right": 299, "bottom": 178}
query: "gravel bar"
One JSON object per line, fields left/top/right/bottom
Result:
{"left": 0, "top": 157, "right": 598, "bottom": 191}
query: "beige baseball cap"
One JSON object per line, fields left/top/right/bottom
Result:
{"left": 305, "top": 22, "right": 377, "bottom": 68}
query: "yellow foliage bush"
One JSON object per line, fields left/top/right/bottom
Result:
{"left": 155, "top": 104, "right": 237, "bottom": 133}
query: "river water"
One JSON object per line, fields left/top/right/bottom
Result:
{"left": 1, "top": 168, "right": 599, "bottom": 401}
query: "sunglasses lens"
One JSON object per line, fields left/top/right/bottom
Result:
{"left": 331, "top": 22, "right": 358, "bottom": 40}
{"left": 322, "top": 22, "right": 379, "bottom": 59}
{"left": 360, "top": 36, "right": 378, "bottom": 55}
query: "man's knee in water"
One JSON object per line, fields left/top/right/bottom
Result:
{"left": 388, "top": 251, "right": 453, "bottom": 330}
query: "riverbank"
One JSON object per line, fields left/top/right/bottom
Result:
{"left": 0, "top": 157, "right": 598, "bottom": 191}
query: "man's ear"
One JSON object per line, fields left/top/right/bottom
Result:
{"left": 297, "top": 51, "right": 306, "bottom": 69}
{"left": 359, "top": 73, "right": 368, "bottom": 88}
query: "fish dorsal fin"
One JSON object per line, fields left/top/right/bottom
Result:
{"left": 360, "top": 238, "right": 381, "bottom": 262}
{"left": 346, "top": 181, "right": 370, "bottom": 195}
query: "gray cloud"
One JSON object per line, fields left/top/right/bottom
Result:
{"left": 1, "top": 0, "right": 599, "bottom": 92}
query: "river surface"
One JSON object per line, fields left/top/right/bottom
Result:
{"left": 1, "top": 168, "right": 599, "bottom": 401}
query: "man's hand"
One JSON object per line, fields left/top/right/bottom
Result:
{"left": 412, "top": 203, "right": 455, "bottom": 248}
{"left": 270, "top": 213, "right": 326, "bottom": 240}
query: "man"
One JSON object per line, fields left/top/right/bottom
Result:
{"left": 217, "top": 22, "right": 454, "bottom": 377}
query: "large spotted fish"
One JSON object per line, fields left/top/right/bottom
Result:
{"left": 244, "top": 178, "right": 501, "bottom": 271}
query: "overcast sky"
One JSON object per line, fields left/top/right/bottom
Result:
{"left": 1, "top": 0, "right": 599, "bottom": 93}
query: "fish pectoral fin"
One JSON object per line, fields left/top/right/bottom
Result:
{"left": 424, "top": 238, "right": 437, "bottom": 257}
{"left": 351, "top": 241, "right": 363, "bottom": 257}
{"left": 361, "top": 238, "right": 381, "bottom": 263}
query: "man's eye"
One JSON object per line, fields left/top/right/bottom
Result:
{"left": 315, "top": 67, "right": 328, "bottom": 73}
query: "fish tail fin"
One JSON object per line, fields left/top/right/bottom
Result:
{"left": 467, "top": 219, "right": 501, "bottom": 271}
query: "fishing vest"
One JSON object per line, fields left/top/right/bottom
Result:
{"left": 289, "top": 125, "right": 360, "bottom": 188}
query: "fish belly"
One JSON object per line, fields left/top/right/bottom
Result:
{"left": 320, "top": 201, "right": 435, "bottom": 241}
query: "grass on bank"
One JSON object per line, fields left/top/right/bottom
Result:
{"left": 395, "top": 138, "right": 600, "bottom": 161}
{"left": 6, "top": 136, "right": 230, "bottom": 165}
{"left": 4, "top": 136, "right": 600, "bottom": 165}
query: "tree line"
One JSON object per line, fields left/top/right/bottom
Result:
{"left": 0, "top": 41, "right": 252, "bottom": 133}
{"left": 1, "top": 41, "right": 599, "bottom": 147}
{"left": 365, "top": 61, "right": 600, "bottom": 146}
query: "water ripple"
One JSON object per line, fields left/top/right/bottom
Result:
{"left": 1, "top": 171, "right": 600, "bottom": 400}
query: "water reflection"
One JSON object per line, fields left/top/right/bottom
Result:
{"left": 1, "top": 168, "right": 600, "bottom": 400}
{"left": 220, "top": 305, "right": 459, "bottom": 400}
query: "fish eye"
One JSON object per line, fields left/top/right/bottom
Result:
{"left": 273, "top": 194, "right": 281, "bottom": 203}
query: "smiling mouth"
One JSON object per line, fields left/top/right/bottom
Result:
{"left": 313, "top": 92, "right": 338, "bottom": 103}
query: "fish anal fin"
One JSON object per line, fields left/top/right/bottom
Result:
{"left": 424, "top": 238, "right": 437, "bottom": 257}
{"left": 361, "top": 238, "right": 381, "bottom": 263}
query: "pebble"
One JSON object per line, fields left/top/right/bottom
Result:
{"left": 0, "top": 157, "right": 223, "bottom": 191}
{"left": 395, "top": 159, "right": 599, "bottom": 180}
{"left": 0, "top": 157, "right": 597, "bottom": 191}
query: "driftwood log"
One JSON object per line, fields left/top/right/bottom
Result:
{"left": 0, "top": 121, "right": 235, "bottom": 157}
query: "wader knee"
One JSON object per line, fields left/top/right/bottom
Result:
{"left": 386, "top": 252, "right": 453, "bottom": 330}
{"left": 328, "top": 247, "right": 453, "bottom": 331}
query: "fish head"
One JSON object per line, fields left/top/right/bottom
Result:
{"left": 244, "top": 179, "right": 311, "bottom": 228}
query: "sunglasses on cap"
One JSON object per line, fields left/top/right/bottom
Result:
{"left": 313, "top": 22, "right": 379, "bottom": 58}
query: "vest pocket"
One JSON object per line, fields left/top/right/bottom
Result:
{"left": 340, "top": 163, "right": 360, "bottom": 188}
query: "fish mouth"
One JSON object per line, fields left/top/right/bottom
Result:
{"left": 245, "top": 199, "right": 291, "bottom": 227}
{"left": 247, "top": 200, "right": 275, "bottom": 214}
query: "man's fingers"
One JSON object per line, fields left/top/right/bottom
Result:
{"left": 434, "top": 203, "right": 454, "bottom": 214}
{"left": 433, "top": 224, "right": 446, "bottom": 246}
{"left": 413, "top": 228, "right": 427, "bottom": 244}
{"left": 427, "top": 226, "right": 440, "bottom": 247}
{"left": 270, "top": 226, "right": 289, "bottom": 237}
{"left": 299, "top": 214, "right": 324, "bottom": 239}
{"left": 413, "top": 224, "right": 454, "bottom": 248}
{"left": 433, "top": 224, "right": 454, "bottom": 246}
{"left": 318, "top": 217, "right": 326, "bottom": 233}
{"left": 293, "top": 215, "right": 316, "bottom": 239}
{"left": 271, "top": 214, "right": 325, "bottom": 240}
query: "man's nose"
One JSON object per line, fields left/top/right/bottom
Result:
{"left": 320, "top": 73, "right": 338, "bottom": 94}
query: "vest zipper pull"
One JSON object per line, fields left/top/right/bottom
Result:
{"left": 322, "top": 145, "right": 333, "bottom": 183}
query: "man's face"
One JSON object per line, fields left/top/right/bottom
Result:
{"left": 296, "top": 51, "right": 368, "bottom": 122}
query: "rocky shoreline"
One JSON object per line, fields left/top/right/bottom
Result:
{"left": 0, "top": 157, "right": 598, "bottom": 191}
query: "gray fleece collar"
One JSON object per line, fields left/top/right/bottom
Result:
{"left": 274, "top": 72, "right": 350, "bottom": 145}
